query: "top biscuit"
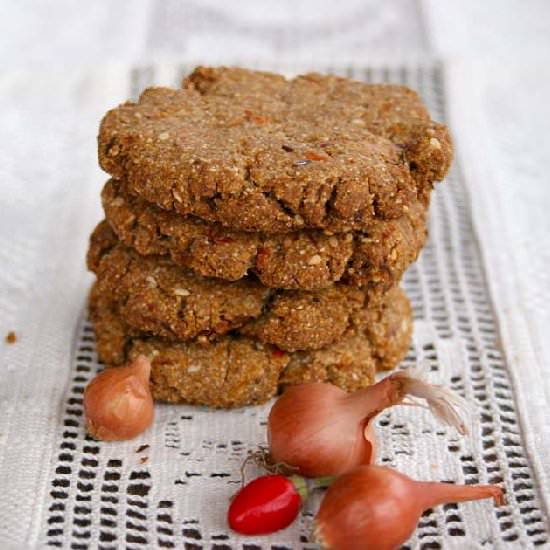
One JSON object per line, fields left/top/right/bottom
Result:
{"left": 99, "top": 66, "right": 452, "bottom": 233}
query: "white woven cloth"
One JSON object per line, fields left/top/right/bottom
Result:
{"left": 1, "top": 2, "right": 550, "bottom": 549}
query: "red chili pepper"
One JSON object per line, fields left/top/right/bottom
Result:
{"left": 228, "top": 475, "right": 305, "bottom": 535}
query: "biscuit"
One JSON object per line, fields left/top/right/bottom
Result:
{"left": 88, "top": 222, "right": 401, "bottom": 352}
{"left": 99, "top": 67, "right": 452, "bottom": 233}
{"left": 103, "top": 179, "right": 426, "bottom": 290}
{"left": 89, "top": 286, "right": 412, "bottom": 408}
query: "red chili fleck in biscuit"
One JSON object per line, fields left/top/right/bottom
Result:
{"left": 256, "top": 247, "right": 271, "bottom": 269}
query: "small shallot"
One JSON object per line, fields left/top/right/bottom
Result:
{"left": 314, "top": 465, "right": 504, "bottom": 550}
{"left": 268, "top": 364, "right": 468, "bottom": 477}
{"left": 84, "top": 355, "right": 154, "bottom": 441}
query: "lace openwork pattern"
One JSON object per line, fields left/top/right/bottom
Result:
{"left": 44, "top": 64, "right": 549, "bottom": 549}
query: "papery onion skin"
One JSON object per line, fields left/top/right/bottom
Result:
{"left": 315, "top": 465, "right": 504, "bottom": 550}
{"left": 84, "top": 355, "right": 154, "bottom": 441}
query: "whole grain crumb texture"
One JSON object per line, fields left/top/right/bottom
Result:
{"left": 87, "top": 222, "right": 405, "bottom": 352}
{"left": 102, "top": 179, "right": 427, "bottom": 290}
{"left": 99, "top": 66, "right": 452, "bottom": 233}
{"left": 89, "top": 285, "right": 412, "bottom": 408}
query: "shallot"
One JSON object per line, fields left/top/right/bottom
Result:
{"left": 83, "top": 355, "right": 154, "bottom": 441}
{"left": 315, "top": 465, "right": 504, "bottom": 550}
{"left": 268, "top": 364, "right": 468, "bottom": 477}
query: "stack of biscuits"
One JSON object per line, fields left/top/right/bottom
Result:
{"left": 87, "top": 67, "right": 452, "bottom": 408}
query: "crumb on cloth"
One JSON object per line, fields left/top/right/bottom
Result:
{"left": 5, "top": 331, "right": 16, "bottom": 344}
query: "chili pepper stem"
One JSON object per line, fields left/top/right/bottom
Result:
{"left": 313, "top": 475, "right": 337, "bottom": 489}
{"left": 290, "top": 475, "right": 309, "bottom": 502}
{"left": 290, "top": 475, "right": 336, "bottom": 502}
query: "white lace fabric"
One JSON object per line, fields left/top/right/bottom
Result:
{"left": 0, "top": 60, "right": 549, "bottom": 549}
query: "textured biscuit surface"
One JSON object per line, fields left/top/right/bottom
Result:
{"left": 89, "top": 284, "right": 412, "bottom": 408}
{"left": 103, "top": 179, "right": 427, "bottom": 290}
{"left": 99, "top": 66, "right": 452, "bottom": 232}
{"left": 88, "top": 222, "right": 403, "bottom": 352}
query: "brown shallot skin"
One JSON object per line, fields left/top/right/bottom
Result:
{"left": 315, "top": 465, "right": 504, "bottom": 550}
{"left": 267, "top": 366, "right": 468, "bottom": 477}
{"left": 268, "top": 383, "right": 375, "bottom": 477}
{"left": 84, "top": 355, "right": 154, "bottom": 441}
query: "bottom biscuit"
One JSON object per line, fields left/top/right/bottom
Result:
{"left": 89, "top": 288, "right": 412, "bottom": 408}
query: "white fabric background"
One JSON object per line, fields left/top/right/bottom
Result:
{"left": 0, "top": 1, "right": 549, "bottom": 548}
